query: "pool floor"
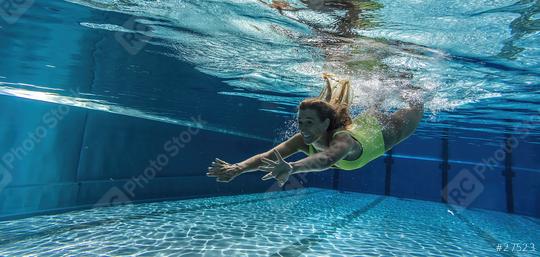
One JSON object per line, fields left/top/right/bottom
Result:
{"left": 0, "top": 188, "right": 538, "bottom": 256}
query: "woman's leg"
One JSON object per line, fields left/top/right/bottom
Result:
{"left": 366, "top": 84, "right": 423, "bottom": 151}
{"left": 377, "top": 99, "right": 424, "bottom": 151}
{"left": 318, "top": 74, "right": 352, "bottom": 107}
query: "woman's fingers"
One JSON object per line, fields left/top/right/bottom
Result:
{"left": 213, "top": 159, "right": 229, "bottom": 170}
{"left": 261, "top": 157, "right": 277, "bottom": 166}
{"left": 207, "top": 163, "right": 231, "bottom": 176}
{"left": 261, "top": 172, "right": 274, "bottom": 180}
{"left": 273, "top": 149, "right": 284, "bottom": 162}
{"left": 208, "top": 165, "right": 222, "bottom": 173}
{"left": 207, "top": 167, "right": 223, "bottom": 176}
{"left": 209, "top": 164, "right": 221, "bottom": 170}
{"left": 215, "top": 158, "right": 228, "bottom": 164}
{"left": 206, "top": 170, "right": 220, "bottom": 177}
{"left": 259, "top": 165, "right": 274, "bottom": 172}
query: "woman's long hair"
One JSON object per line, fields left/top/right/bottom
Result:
{"left": 299, "top": 75, "right": 353, "bottom": 131}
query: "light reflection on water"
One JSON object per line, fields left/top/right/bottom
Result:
{"left": 1, "top": 0, "right": 539, "bottom": 141}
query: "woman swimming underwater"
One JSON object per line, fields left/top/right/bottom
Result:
{"left": 206, "top": 73, "right": 424, "bottom": 186}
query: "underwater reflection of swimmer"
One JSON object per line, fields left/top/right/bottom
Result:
{"left": 207, "top": 73, "right": 424, "bottom": 186}
{"left": 257, "top": 0, "right": 373, "bottom": 37}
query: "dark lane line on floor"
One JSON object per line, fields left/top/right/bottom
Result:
{"left": 271, "top": 195, "right": 385, "bottom": 257}
{"left": 447, "top": 205, "right": 517, "bottom": 257}
{"left": 0, "top": 189, "right": 326, "bottom": 247}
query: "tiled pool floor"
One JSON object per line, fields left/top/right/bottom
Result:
{"left": 0, "top": 188, "right": 538, "bottom": 256}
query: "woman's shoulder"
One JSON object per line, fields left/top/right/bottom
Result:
{"left": 331, "top": 127, "right": 353, "bottom": 138}
{"left": 330, "top": 127, "right": 360, "bottom": 146}
{"left": 289, "top": 133, "right": 310, "bottom": 152}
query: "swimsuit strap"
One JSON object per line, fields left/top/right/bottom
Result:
{"left": 307, "top": 113, "right": 385, "bottom": 170}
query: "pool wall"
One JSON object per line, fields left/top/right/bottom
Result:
{"left": 0, "top": 97, "right": 538, "bottom": 220}
{"left": 0, "top": 95, "right": 285, "bottom": 220}
{"left": 307, "top": 127, "right": 540, "bottom": 218}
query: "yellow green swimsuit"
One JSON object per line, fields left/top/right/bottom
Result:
{"left": 307, "top": 113, "right": 386, "bottom": 170}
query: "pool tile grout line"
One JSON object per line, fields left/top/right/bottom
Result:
{"left": 446, "top": 204, "right": 517, "bottom": 257}
{"left": 524, "top": 216, "right": 540, "bottom": 226}
{"left": 0, "top": 189, "right": 326, "bottom": 247}
{"left": 384, "top": 149, "right": 393, "bottom": 196}
{"left": 271, "top": 195, "right": 386, "bottom": 257}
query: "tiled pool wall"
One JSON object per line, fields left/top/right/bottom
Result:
{"left": 308, "top": 124, "right": 540, "bottom": 218}
{"left": 0, "top": 95, "right": 286, "bottom": 220}
{"left": 1, "top": 95, "right": 539, "bottom": 220}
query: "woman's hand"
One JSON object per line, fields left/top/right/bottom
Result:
{"left": 260, "top": 150, "right": 293, "bottom": 187}
{"left": 206, "top": 158, "right": 243, "bottom": 182}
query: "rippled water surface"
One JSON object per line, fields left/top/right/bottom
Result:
{"left": 1, "top": 0, "right": 539, "bottom": 143}
{"left": 0, "top": 188, "right": 538, "bottom": 256}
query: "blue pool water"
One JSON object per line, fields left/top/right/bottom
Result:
{"left": 0, "top": 0, "right": 539, "bottom": 256}
{"left": 0, "top": 188, "right": 538, "bottom": 256}
{"left": 1, "top": 0, "right": 539, "bottom": 140}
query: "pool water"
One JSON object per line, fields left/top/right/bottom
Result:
{"left": 0, "top": 0, "right": 538, "bottom": 256}
{"left": 0, "top": 188, "right": 538, "bottom": 256}
{"left": 1, "top": 0, "right": 539, "bottom": 140}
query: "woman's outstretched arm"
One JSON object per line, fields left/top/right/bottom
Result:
{"left": 261, "top": 133, "right": 356, "bottom": 185}
{"left": 290, "top": 133, "right": 354, "bottom": 174}
{"left": 207, "top": 133, "right": 307, "bottom": 182}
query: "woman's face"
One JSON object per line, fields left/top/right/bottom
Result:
{"left": 298, "top": 108, "right": 330, "bottom": 144}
